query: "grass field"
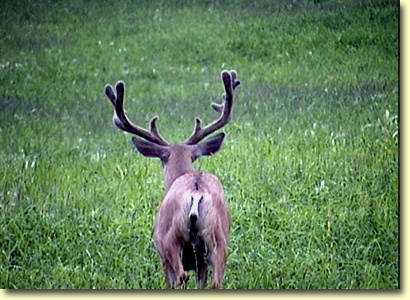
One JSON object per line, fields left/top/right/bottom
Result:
{"left": 0, "top": 0, "right": 399, "bottom": 289}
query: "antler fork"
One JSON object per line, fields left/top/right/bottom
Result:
{"left": 184, "top": 70, "right": 240, "bottom": 145}
{"left": 104, "top": 81, "right": 170, "bottom": 146}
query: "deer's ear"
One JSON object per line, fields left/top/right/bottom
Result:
{"left": 131, "top": 138, "right": 170, "bottom": 162}
{"left": 193, "top": 133, "right": 225, "bottom": 161}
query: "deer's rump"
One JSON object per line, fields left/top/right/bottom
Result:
{"left": 154, "top": 172, "right": 230, "bottom": 288}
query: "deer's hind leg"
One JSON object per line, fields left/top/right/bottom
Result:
{"left": 162, "top": 259, "right": 176, "bottom": 289}
{"left": 162, "top": 244, "right": 189, "bottom": 288}
{"left": 209, "top": 233, "right": 228, "bottom": 289}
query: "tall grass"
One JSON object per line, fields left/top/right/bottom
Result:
{"left": 0, "top": 0, "right": 398, "bottom": 289}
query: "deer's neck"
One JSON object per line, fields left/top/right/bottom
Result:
{"left": 164, "top": 162, "right": 195, "bottom": 193}
{"left": 163, "top": 145, "right": 196, "bottom": 192}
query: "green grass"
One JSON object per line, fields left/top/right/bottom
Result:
{"left": 0, "top": 0, "right": 398, "bottom": 289}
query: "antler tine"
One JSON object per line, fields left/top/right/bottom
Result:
{"left": 210, "top": 70, "right": 240, "bottom": 113}
{"left": 104, "top": 81, "right": 169, "bottom": 146}
{"left": 184, "top": 70, "right": 240, "bottom": 145}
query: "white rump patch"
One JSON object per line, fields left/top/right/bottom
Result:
{"left": 189, "top": 193, "right": 203, "bottom": 218}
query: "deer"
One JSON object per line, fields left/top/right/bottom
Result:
{"left": 104, "top": 70, "right": 240, "bottom": 289}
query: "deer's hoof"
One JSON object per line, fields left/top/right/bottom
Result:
{"left": 177, "top": 272, "right": 189, "bottom": 287}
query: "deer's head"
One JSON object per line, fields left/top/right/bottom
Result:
{"left": 104, "top": 70, "right": 240, "bottom": 191}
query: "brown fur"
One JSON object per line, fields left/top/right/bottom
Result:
{"left": 154, "top": 172, "right": 230, "bottom": 289}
